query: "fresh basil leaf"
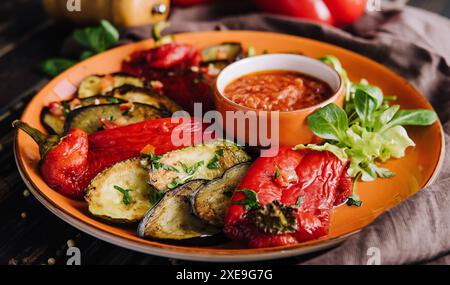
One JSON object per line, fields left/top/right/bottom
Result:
{"left": 307, "top": 103, "right": 349, "bottom": 141}
{"left": 40, "top": 58, "right": 77, "bottom": 77}
{"left": 381, "top": 109, "right": 437, "bottom": 131}
{"left": 233, "top": 189, "right": 259, "bottom": 211}
{"left": 73, "top": 20, "right": 119, "bottom": 53}
{"left": 100, "top": 19, "right": 119, "bottom": 43}
{"left": 79, "top": 50, "right": 96, "bottom": 60}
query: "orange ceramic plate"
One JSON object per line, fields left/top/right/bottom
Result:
{"left": 14, "top": 31, "right": 444, "bottom": 262}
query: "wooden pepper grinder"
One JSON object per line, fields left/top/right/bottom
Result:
{"left": 43, "top": 0, "right": 170, "bottom": 27}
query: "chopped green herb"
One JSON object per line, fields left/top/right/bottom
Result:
{"left": 215, "top": 148, "right": 225, "bottom": 157}
{"left": 179, "top": 161, "right": 204, "bottom": 175}
{"left": 274, "top": 166, "right": 280, "bottom": 179}
{"left": 113, "top": 185, "right": 133, "bottom": 205}
{"left": 207, "top": 155, "right": 220, "bottom": 170}
{"left": 161, "top": 163, "right": 180, "bottom": 172}
{"left": 106, "top": 97, "right": 120, "bottom": 103}
{"left": 295, "top": 196, "right": 304, "bottom": 207}
{"left": 233, "top": 188, "right": 259, "bottom": 211}
{"left": 167, "top": 177, "right": 192, "bottom": 190}
{"left": 223, "top": 191, "right": 233, "bottom": 198}
{"left": 207, "top": 148, "right": 225, "bottom": 170}
{"left": 147, "top": 153, "right": 163, "bottom": 171}
{"left": 109, "top": 115, "right": 115, "bottom": 121}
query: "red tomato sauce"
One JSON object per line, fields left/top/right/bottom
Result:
{"left": 223, "top": 70, "right": 333, "bottom": 111}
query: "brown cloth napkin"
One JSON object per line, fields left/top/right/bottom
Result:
{"left": 121, "top": 2, "right": 450, "bottom": 264}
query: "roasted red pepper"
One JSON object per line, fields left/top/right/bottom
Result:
{"left": 224, "top": 146, "right": 352, "bottom": 248}
{"left": 14, "top": 117, "right": 205, "bottom": 200}
{"left": 122, "top": 43, "right": 214, "bottom": 113}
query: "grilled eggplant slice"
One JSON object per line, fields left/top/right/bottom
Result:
{"left": 147, "top": 140, "right": 251, "bottom": 192}
{"left": 105, "top": 85, "right": 182, "bottom": 113}
{"left": 78, "top": 73, "right": 145, "bottom": 98}
{"left": 41, "top": 107, "right": 65, "bottom": 134}
{"left": 85, "top": 158, "right": 155, "bottom": 223}
{"left": 138, "top": 180, "right": 220, "bottom": 240}
{"left": 201, "top": 42, "right": 243, "bottom": 63}
{"left": 41, "top": 96, "right": 126, "bottom": 134}
{"left": 191, "top": 162, "right": 251, "bottom": 227}
{"left": 64, "top": 102, "right": 168, "bottom": 134}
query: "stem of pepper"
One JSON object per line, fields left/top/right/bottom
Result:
{"left": 12, "top": 120, "right": 61, "bottom": 158}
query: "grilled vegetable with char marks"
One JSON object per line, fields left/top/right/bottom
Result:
{"left": 191, "top": 162, "right": 251, "bottom": 227}
{"left": 85, "top": 158, "right": 155, "bottom": 223}
{"left": 201, "top": 42, "right": 243, "bottom": 63}
{"left": 146, "top": 140, "right": 251, "bottom": 193}
{"left": 78, "top": 73, "right": 146, "bottom": 98}
{"left": 41, "top": 96, "right": 125, "bottom": 134}
{"left": 64, "top": 102, "right": 169, "bottom": 134}
{"left": 137, "top": 180, "right": 220, "bottom": 240}
{"left": 105, "top": 85, "right": 181, "bottom": 113}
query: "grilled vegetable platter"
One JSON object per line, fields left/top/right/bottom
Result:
{"left": 14, "top": 24, "right": 440, "bottom": 250}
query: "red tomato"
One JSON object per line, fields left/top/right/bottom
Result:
{"left": 254, "top": 0, "right": 367, "bottom": 26}
{"left": 323, "top": 0, "right": 367, "bottom": 26}
{"left": 254, "top": 0, "right": 334, "bottom": 26}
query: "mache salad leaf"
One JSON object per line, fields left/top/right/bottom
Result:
{"left": 298, "top": 56, "right": 437, "bottom": 183}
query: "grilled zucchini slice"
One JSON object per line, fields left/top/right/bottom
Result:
{"left": 64, "top": 102, "right": 168, "bottom": 134}
{"left": 78, "top": 73, "right": 145, "bottom": 98}
{"left": 137, "top": 180, "right": 220, "bottom": 240}
{"left": 191, "top": 162, "right": 251, "bottom": 227}
{"left": 41, "top": 96, "right": 126, "bottom": 134}
{"left": 85, "top": 158, "right": 155, "bottom": 223}
{"left": 105, "top": 85, "right": 182, "bottom": 113}
{"left": 201, "top": 42, "right": 243, "bottom": 63}
{"left": 147, "top": 140, "right": 251, "bottom": 192}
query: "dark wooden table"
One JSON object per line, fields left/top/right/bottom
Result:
{"left": 1, "top": 0, "right": 448, "bottom": 265}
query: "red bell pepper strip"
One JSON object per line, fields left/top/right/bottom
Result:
{"left": 122, "top": 43, "right": 214, "bottom": 113}
{"left": 14, "top": 117, "right": 205, "bottom": 200}
{"left": 224, "top": 146, "right": 352, "bottom": 248}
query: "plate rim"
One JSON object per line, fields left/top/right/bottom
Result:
{"left": 14, "top": 30, "right": 446, "bottom": 262}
